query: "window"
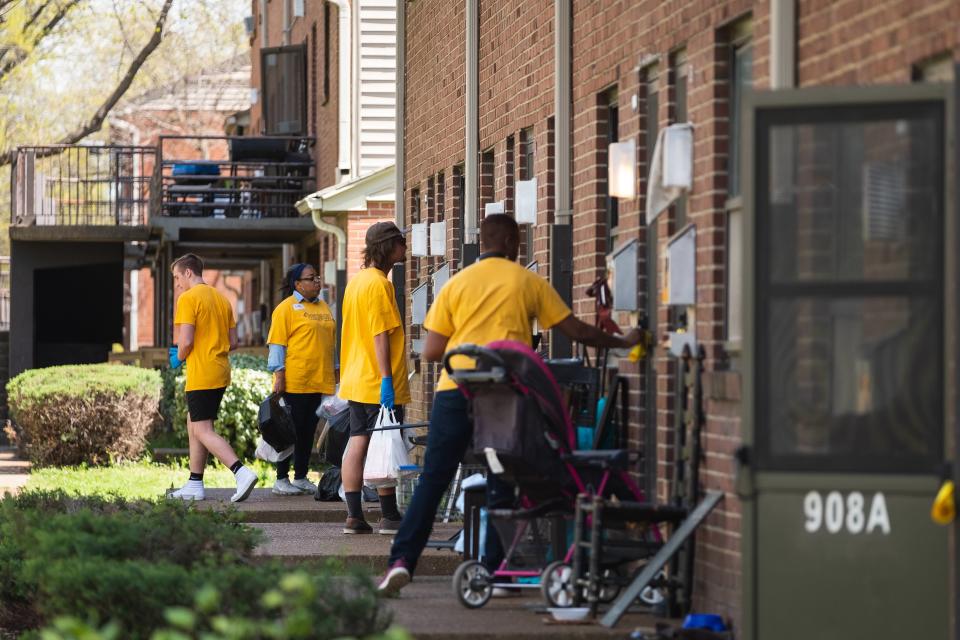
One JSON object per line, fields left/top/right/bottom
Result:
{"left": 641, "top": 63, "right": 659, "bottom": 500}
{"left": 436, "top": 172, "right": 445, "bottom": 222}
{"left": 310, "top": 23, "right": 318, "bottom": 135}
{"left": 728, "top": 22, "right": 753, "bottom": 198}
{"left": 261, "top": 45, "right": 307, "bottom": 135}
{"left": 602, "top": 88, "right": 619, "bottom": 253}
{"left": 669, "top": 50, "right": 688, "bottom": 230}
{"left": 520, "top": 127, "right": 535, "bottom": 180}
{"left": 322, "top": 3, "right": 331, "bottom": 105}
{"left": 725, "top": 18, "right": 753, "bottom": 349}
{"left": 756, "top": 103, "right": 944, "bottom": 472}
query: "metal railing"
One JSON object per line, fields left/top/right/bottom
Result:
{"left": 152, "top": 135, "right": 315, "bottom": 219}
{"left": 11, "top": 145, "right": 155, "bottom": 226}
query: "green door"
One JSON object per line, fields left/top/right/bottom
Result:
{"left": 742, "top": 85, "right": 953, "bottom": 640}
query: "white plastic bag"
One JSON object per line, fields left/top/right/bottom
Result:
{"left": 363, "top": 406, "right": 409, "bottom": 488}
{"left": 255, "top": 436, "right": 294, "bottom": 463}
{"left": 317, "top": 386, "right": 349, "bottom": 419}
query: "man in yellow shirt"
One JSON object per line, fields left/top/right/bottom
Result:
{"left": 267, "top": 263, "right": 337, "bottom": 495}
{"left": 167, "top": 253, "right": 258, "bottom": 503}
{"left": 339, "top": 221, "right": 410, "bottom": 534}
{"left": 378, "top": 214, "right": 644, "bottom": 595}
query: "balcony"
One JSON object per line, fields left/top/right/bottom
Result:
{"left": 152, "top": 135, "right": 315, "bottom": 220}
{"left": 11, "top": 145, "right": 154, "bottom": 227}
{"left": 10, "top": 136, "right": 317, "bottom": 231}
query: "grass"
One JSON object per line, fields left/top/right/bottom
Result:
{"left": 25, "top": 458, "right": 316, "bottom": 500}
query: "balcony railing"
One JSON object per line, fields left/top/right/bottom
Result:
{"left": 12, "top": 145, "right": 155, "bottom": 226}
{"left": 152, "top": 135, "right": 315, "bottom": 219}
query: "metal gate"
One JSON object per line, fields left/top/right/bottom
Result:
{"left": 741, "top": 84, "right": 954, "bottom": 640}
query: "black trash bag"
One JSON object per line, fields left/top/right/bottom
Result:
{"left": 315, "top": 467, "right": 342, "bottom": 501}
{"left": 322, "top": 409, "right": 351, "bottom": 466}
{"left": 312, "top": 467, "right": 380, "bottom": 503}
{"left": 258, "top": 394, "right": 296, "bottom": 450}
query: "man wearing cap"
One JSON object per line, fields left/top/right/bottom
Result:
{"left": 338, "top": 221, "right": 410, "bottom": 534}
{"left": 377, "top": 214, "right": 646, "bottom": 596}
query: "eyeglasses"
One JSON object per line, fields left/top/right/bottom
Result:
{"left": 298, "top": 276, "right": 321, "bottom": 283}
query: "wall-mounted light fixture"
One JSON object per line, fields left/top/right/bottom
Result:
{"left": 608, "top": 139, "right": 637, "bottom": 199}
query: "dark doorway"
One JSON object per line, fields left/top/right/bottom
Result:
{"left": 34, "top": 262, "right": 123, "bottom": 367}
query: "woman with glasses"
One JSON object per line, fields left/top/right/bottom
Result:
{"left": 266, "top": 263, "right": 337, "bottom": 495}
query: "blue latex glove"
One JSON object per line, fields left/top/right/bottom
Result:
{"left": 380, "top": 376, "right": 394, "bottom": 409}
{"left": 168, "top": 347, "right": 184, "bottom": 369}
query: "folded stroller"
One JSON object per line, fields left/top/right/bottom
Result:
{"left": 444, "top": 341, "right": 682, "bottom": 610}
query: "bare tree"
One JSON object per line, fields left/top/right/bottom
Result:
{"left": 0, "top": 0, "right": 175, "bottom": 165}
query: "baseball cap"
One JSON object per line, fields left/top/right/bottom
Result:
{"left": 365, "top": 221, "right": 408, "bottom": 245}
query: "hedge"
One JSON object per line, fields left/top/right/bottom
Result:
{"left": 1, "top": 491, "right": 392, "bottom": 639}
{"left": 7, "top": 364, "right": 162, "bottom": 467}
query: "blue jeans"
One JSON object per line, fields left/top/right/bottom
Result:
{"left": 388, "top": 390, "right": 512, "bottom": 575}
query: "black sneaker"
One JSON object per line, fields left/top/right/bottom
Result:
{"left": 343, "top": 516, "right": 373, "bottom": 534}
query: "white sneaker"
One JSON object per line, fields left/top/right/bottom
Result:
{"left": 169, "top": 481, "right": 204, "bottom": 501}
{"left": 290, "top": 477, "right": 316, "bottom": 494}
{"left": 272, "top": 478, "right": 302, "bottom": 496}
{"left": 231, "top": 466, "right": 258, "bottom": 503}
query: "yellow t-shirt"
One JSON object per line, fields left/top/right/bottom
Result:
{"left": 426, "top": 256, "right": 572, "bottom": 392}
{"left": 267, "top": 295, "right": 337, "bottom": 394}
{"left": 339, "top": 267, "right": 411, "bottom": 405}
{"left": 173, "top": 284, "right": 236, "bottom": 392}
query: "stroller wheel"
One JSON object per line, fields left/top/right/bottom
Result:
{"left": 597, "top": 568, "right": 622, "bottom": 604}
{"left": 452, "top": 560, "right": 493, "bottom": 609}
{"left": 541, "top": 561, "right": 576, "bottom": 608}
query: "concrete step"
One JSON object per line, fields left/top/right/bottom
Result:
{"left": 250, "top": 521, "right": 463, "bottom": 576}
{"left": 386, "top": 576, "right": 667, "bottom": 639}
{"left": 0, "top": 450, "right": 29, "bottom": 475}
{"left": 199, "top": 488, "right": 384, "bottom": 523}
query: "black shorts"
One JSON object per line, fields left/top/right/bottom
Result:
{"left": 186, "top": 387, "right": 226, "bottom": 422}
{"left": 348, "top": 401, "right": 405, "bottom": 437}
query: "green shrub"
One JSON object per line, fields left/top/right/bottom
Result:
{"left": 34, "top": 570, "right": 402, "bottom": 640}
{"left": 0, "top": 491, "right": 397, "bottom": 639}
{"left": 7, "top": 364, "right": 162, "bottom": 467}
{"left": 161, "top": 354, "right": 271, "bottom": 461}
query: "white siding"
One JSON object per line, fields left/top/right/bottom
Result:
{"left": 357, "top": 0, "right": 396, "bottom": 176}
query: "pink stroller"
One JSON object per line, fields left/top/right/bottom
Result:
{"left": 445, "top": 341, "right": 684, "bottom": 610}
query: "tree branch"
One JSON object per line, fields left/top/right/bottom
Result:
{"left": 0, "top": 0, "right": 174, "bottom": 166}
{"left": 0, "top": 0, "right": 82, "bottom": 84}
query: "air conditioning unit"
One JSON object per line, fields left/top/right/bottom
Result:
{"left": 294, "top": 0, "right": 305, "bottom": 18}
{"left": 243, "top": 16, "right": 255, "bottom": 36}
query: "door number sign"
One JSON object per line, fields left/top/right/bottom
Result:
{"left": 803, "top": 491, "right": 891, "bottom": 535}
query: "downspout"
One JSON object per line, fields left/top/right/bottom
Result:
{"left": 464, "top": 0, "right": 479, "bottom": 247}
{"left": 394, "top": 0, "right": 407, "bottom": 348}
{"left": 395, "top": 0, "right": 405, "bottom": 228}
{"left": 309, "top": 208, "right": 347, "bottom": 363}
{"left": 329, "top": 0, "right": 353, "bottom": 181}
{"left": 550, "top": 0, "right": 573, "bottom": 357}
{"left": 309, "top": 211, "right": 347, "bottom": 271}
{"left": 553, "top": 0, "right": 572, "bottom": 225}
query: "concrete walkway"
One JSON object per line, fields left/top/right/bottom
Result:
{"left": 200, "top": 483, "right": 671, "bottom": 638}
{"left": 0, "top": 447, "right": 30, "bottom": 496}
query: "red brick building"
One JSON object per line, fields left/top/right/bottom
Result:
{"left": 247, "top": 0, "right": 399, "bottom": 292}
{"left": 399, "top": 0, "right": 959, "bottom": 636}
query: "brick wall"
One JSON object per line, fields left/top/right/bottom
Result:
{"left": 403, "top": 0, "right": 960, "bottom": 629}
{"left": 347, "top": 202, "right": 397, "bottom": 278}
{"left": 250, "top": 0, "right": 340, "bottom": 190}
